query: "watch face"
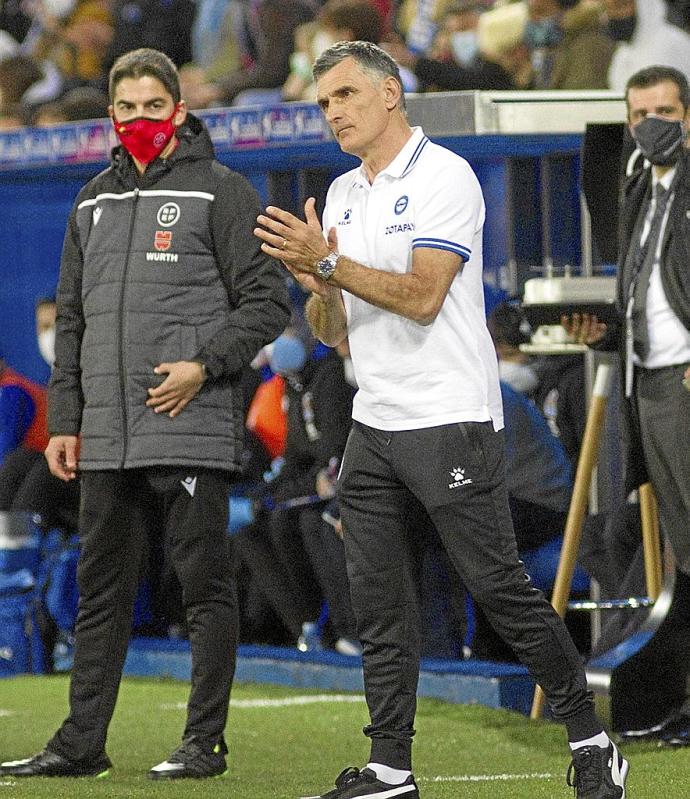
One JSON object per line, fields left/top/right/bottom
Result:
{"left": 317, "top": 254, "right": 337, "bottom": 280}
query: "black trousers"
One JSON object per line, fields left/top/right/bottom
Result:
{"left": 233, "top": 507, "right": 321, "bottom": 642}
{"left": 48, "top": 467, "right": 237, "bottom": 761}
{"left": 299, "top": 507, "right": 358, "bottom": 641}
{"left": 338, "top": 421, "right": 599, "bottom": 770}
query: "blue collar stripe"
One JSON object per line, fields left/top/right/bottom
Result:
{"left": 401, "top": 137, "right": 429, "bottom": 177}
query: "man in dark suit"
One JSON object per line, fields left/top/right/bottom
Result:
{"left": 564, "top": 64, "right": 690, "bottom": 745}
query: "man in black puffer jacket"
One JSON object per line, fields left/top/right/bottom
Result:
{"left": 0, "top": 48, "right": 290, "bottom": 781}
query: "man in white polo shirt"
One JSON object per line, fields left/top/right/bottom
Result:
{"left": 254, "top": 41, "right": 627, "bottom": 799}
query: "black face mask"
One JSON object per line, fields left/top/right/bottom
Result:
{"left": 606, "top": 14, "right": 636, "bottom": 42}
{"left": 632, "top": 116, "right": 686, "bottom": 166}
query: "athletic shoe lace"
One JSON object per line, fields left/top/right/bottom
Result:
{"left": 334, "top": 767, "right": 371, "bottom": 788}
{"left": 566, "top": 746, "right": 603, "bottom": 796}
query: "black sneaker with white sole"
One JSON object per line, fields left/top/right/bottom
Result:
{"left": 566, "top": 741, "right": 628, "bottom": 799}
{"left": 0, "top": 749, "right": 111, "bottom": 778}
{"left": 301, "top": 767, "right": 420, "bottom": 799}
{"left": 148, "top": 736, "right": 227, "bottom": 780}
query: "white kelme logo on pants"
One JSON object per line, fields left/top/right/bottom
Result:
{"left": 181, "top": 476, "right": 197, "bottom": 497}
{"left": 449, "top": 467, "right": 472, "bottom": 489}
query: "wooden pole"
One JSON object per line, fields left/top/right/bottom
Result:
{"left": 531, "top": 363, "right": 613, "bottom": 720}
{"left": 639, "top": 482, "right": 662, "bottom": 601}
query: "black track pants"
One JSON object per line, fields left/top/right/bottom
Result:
{"left": 338, "top": 421, "right": 600, "bottom": 770}
{"left": 48, "top": 467, "right": 237, "bottom": 761}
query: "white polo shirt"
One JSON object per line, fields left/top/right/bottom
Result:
{"left": 323, "top": 126, "right": 503, "bottom": 432}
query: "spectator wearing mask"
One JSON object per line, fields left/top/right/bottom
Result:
{"left": 0, "top": 299, "right": 52, "bottom": 463}
{"left": 232, "top": 325, "right": 358, "bottom": 652}
{"left": 395, "top": 0, "right": 457, "bottom": 55}
{"left": 487, "top": 299, "right": 587, "bottom": 469}
{"left": 486, "top": 300, "right": 540, "bottom": 397}
{"left": 605, "top": 0, "right": 690, "bottom": 91}
{"left": 283, "top": 0, "right": 384, "bottom": 103}
{"left": 384, "top": 2, "right": 515, "bottom": 92}
{"left": 0, "top": 299, "right": 81, "bottom": 536}
{"left": 487, "top": 301, "right": 574, "bottom": 549}
{"left": 523, "top": 0, "right": 563, "bottom": 88}
{"left": 523, "top": 0, "right": 614, "bottom": 90}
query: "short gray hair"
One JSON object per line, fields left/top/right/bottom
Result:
{"left": 312, "top": 40, "right": 406, "bottom": 112}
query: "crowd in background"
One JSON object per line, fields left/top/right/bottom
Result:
{"left": 0, "top": 0, "right": 689, "bottom": 128}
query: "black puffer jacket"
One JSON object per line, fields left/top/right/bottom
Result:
{"left": 48, "top": 114, "right": 291, "bottom": 473}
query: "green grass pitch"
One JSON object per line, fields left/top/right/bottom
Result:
{"left": 0, "top": 676, "right": 686, "bottom": 797}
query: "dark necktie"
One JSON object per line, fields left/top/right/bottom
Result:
{"left": 630, "top": 182, "right": 671, "bottom": 360}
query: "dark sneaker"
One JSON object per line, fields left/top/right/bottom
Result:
{"left": 148, "top": 736, "right": 227, "bottom": 780}
{"left": 0, "top": 749, "right": 111, "bottom": 778}
{"left": 567, "top": 742, "right": 628, "bottom": 798}
{"left": 301, "top": 767, "right": 420, "bottom": 799}
{"left": 657, "top": 712, "right": 690, "bottom": 748}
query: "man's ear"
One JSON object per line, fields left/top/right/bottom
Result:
{"left": 383, "top": 76, "right": 401, "bottom": 111}
{"left": 174, "top": 100, "right": 188, "bottom": 127}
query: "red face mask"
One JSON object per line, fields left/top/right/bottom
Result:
{"left": 113, "top": 105, "right": 179, "bottom": 164}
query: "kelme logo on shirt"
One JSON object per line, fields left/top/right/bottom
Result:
{"left": 448, "top": 467, "right": 472, "bottom": 489}
{"left": 394, "top": 195, "right": 409, "bottom": 215}
{"left": 338, "top": 208, "right": 352, "bottom": 226}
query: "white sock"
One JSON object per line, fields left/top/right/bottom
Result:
{"left": 366, "top": 763, "right": 412, "bottom": 784}
{"left": 569, "top": 731, "right": 610, "bottom": 751}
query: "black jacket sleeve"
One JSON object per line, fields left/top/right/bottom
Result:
{"left": 273, "top": 355, "right": 353, "bottom": 503}
{"left": 196, "top": 169, "right": 291, "bottom": 379}
{"left": 48, "top": 202, "right": 85, "bottom": 436}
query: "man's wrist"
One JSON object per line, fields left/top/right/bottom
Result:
{"left": 311, "top": 283, "right": 339, "bottom": 302}
{"left": 194, "top": 361, "right": 208, "bottom": 383}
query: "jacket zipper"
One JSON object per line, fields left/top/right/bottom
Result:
{"left": 118, "top": 187, "right": 140, "bottom": 467}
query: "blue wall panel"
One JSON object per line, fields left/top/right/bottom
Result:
{"left": 0, "top": 174, "right": 85, "bottom": 383}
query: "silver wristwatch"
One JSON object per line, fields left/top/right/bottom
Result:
{"left": 316, "top": 250, "right": 339, "bottom": 281}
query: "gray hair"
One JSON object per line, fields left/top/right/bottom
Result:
{"left": 312, "top": 40, "right": 406, "bottom": 112}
